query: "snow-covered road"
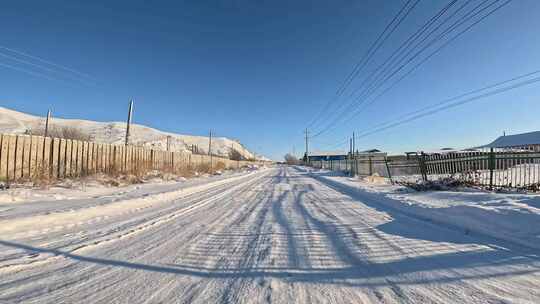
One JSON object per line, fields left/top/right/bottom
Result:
{"left": 1, "top": 166, "right": 539, "bottom": 303}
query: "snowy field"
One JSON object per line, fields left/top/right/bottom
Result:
{"left": 1, "top": 166, "right": 539, "bottom": 303}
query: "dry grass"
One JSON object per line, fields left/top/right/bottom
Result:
{"left": 215, "top": 161, "right": 226, "bottom": 172}
{"left": 2, "top": 155, "right": 244, "bottom": 190}
{"left": 195, "top": 163, "right": 211, "bottom": 174}
{"left": 29, "top": 163, "right": 53, "bottom": 188}
{"left": 26, "top": 126, "right": 93, "bottom": 141}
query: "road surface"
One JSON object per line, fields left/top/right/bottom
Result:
{"left": 1, "top": 166, "right": 539, "bottom": 303}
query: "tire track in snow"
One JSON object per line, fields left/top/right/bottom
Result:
{"left": 0, "top": 171, "right": 269, "bottom": 279}
{"left": 0, "top": 170, "right": 274, "bottom": 303}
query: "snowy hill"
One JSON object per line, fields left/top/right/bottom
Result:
{"left": 0, "top": 107, "right": 265, "bottom": 160}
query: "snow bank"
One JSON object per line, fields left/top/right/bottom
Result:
{"left": 0, "top": 169, "right": 266, "bottom": 236}
{"left": 303, "top": 167, "right": 540, "bottom": 250}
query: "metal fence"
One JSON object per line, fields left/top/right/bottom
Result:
{"left": 310, "top": 146, "right": 540, "bottom": 191}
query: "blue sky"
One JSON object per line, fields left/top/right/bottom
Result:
{"left": 1, "top": 0, "right": 539, "bottom": 160}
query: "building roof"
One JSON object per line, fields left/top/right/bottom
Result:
{"left": 359, "top": 149, "right": 382, "bottom": 153}
{"left": 308, "top": 151, "right": 347, "bottom": 157}
{"left": 405, "top": 148, "right": 482, "bottom": 155}
{"left": 484, "top": 131, "right": 540, "bottom": 148}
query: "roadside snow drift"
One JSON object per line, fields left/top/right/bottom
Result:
{"left": 305, "top": 167, "right": 540, "bottom": 250}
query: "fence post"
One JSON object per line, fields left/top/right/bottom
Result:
{"left": 384, "top": 156, "right": 393, "bottom": 184}
{"left": 368, "top": 155, "right": 373, "bottom": 176}
{"left": 354, "top": 154, "right": 358, "bottom": 176}
{"left": 419, "top": 152, "right": 428, "bottom": 182}
{"left": 13, "top": 135, "right": 19, "bottom": 181}
{"left": 0, "top": 134, "right": 3, "bottom": 181}
{"left": 489, "top": 147, "right": 495, "bottom": 190}
{"left": 49, "top": 137, "right": 55, "bottom": 178}
{"left": 350, "top": 155, "right": 353, "bottom": 176}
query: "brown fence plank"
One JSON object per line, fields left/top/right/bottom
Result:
{"left": 0, "top": 133, "right": 264, "bottom": 183}
{"left": 0, "top": 135, "right": 8, "bottom": 180}
{"left": 58, "top": 139, "right": 66, "bottom": 178}
{"left": 29, "top": 136, "right": 38, "bottom": 178}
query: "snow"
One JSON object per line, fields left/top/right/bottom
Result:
{"left": 0, "top": 166, "right": 539, "bottom": 303}
{"left": 305, "top": 167, "right": 540, "bottom": 250}
{"left": 0, "top": 106, "right": 265, "bottom": 160}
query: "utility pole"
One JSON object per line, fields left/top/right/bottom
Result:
{"left": 352, "top": 132, "right": 356, "bottom": 176}
{"left": 352, "top": 132, "right": 356, "bottom": 155}
{"left": 209, "top": 130, "right": 213, "bottom": 172}
{"left": 44, "top": 109, "right": 52, "bottom": 137}
{"left": 125, "top": 99, "right": 133, "bottom": 146}
{"left": 304, "top": 128, "right": 309, "bottom": 163}
{"left": 349, "top": 137, "right": 353, "bottom": 176}
{"left": 208, "top": 130, "right": 212, "bottom": 156}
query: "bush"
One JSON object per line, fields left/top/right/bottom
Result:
{"left": 195, "top": 162, "right": 211, "bottom": 174}
{"left": 229, "top": 148, "right": 245, "bottom": 161}
{"left": 26, "top": 126, "right": 94, "bottom": 141}
{"left": 215, "top": 161, "right": 226, "bottom": 171}
{"left": 284, "top": 153, "right": 299, "bottom": 165}
{"left": 397, "top": 177, "right": 474, "bottom": 191}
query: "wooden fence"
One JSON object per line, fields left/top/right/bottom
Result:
{"left": 0, "top": 134, "right": 261, "bottom": 182}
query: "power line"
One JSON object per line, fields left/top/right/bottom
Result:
{"left": 310, "top": 0, "right": 464, "bottom": 135}
{"left": 312, "top": 0, "right": 512, "bottom": 137}
{"left": 348, "top": 0, "right": 476, "bottom": 105}
{"left": 0, "top": 61, "right": 71, "bottom": 83}
{"left": 338, "top": 0, "right": 512, "bottom": 135}
{"left": 306, "top": 0, "right": 418, "bottom": 129}
{"left": 0, "top": 51, "right": 95, "bottom": 86}
{"left": 344, "top": 0, "right": 512, "bottom": 125}
{"left": 0, "top": 46, "right": 96, "bottom": 81}
{"left": 353, "top": 0, "right": 507, "bottom": 111}
{"left": 364, "top": 69, "right": 540, "bottom": 134}
{"left": 354, "top": 70, "right": 540, "bottom": 139}
{"left": 310, "top": 0, "right": 467, "bottom": 136}
{"left": 347, "top": 0, "right": 464, "bottom": 101}
{"left": 336, "top": 0, "right": 419, "bottom": 98}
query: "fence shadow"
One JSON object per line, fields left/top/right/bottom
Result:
{"left": 298, "top": 167, "right": 540, "bottom": 253}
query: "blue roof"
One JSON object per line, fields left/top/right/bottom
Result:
{"left": 484, "top": 131, "right": 540, "bottom": 147}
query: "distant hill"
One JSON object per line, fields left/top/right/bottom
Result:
{"left": 0, "top": 106, "right": 267, "bottom": 160}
